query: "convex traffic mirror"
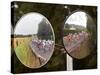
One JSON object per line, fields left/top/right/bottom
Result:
{"left": 14, "top": 12, "right": 55, "bottom": 68}
{"left": 63, "top": 11, "right": 96, "bottom": 59}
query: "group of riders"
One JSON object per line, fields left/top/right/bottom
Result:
{"left": 63, "top": 31, "right": 90, "bottom": 52}
{"left": 31, "top": 39, "right": 54, "bottom": 53}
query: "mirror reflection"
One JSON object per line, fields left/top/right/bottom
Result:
{"left": 63, "top": 11, "right": 95, "bottom": 59}
{"left": 14, "top": 13, "right": 55, "bottom": 68}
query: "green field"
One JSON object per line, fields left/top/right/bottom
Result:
{"left": 14, "top": 37, "right": 41, "bottom": 68}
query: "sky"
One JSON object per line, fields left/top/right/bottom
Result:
{"left": 14, "top": 13, "right": 44, "bottom": 35}
{"left": 66, "top": 11, "right": 87, "bottom": 28}
{"left": 14, "top": 12, "right": 87, "bottom": 35}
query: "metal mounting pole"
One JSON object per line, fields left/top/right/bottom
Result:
{"left": 66, "top": 54, "right": 73, "bottom": 71}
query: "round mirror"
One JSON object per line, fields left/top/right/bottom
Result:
{"left": 63, "top": 11, "right": 96, "bottom": 59}
{"left": 14, "top": 12, "right": 55, "bottom": 68}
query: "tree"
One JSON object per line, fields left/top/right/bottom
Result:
{"left": 37, "top": 18, "right": 53, "bottom": 40}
